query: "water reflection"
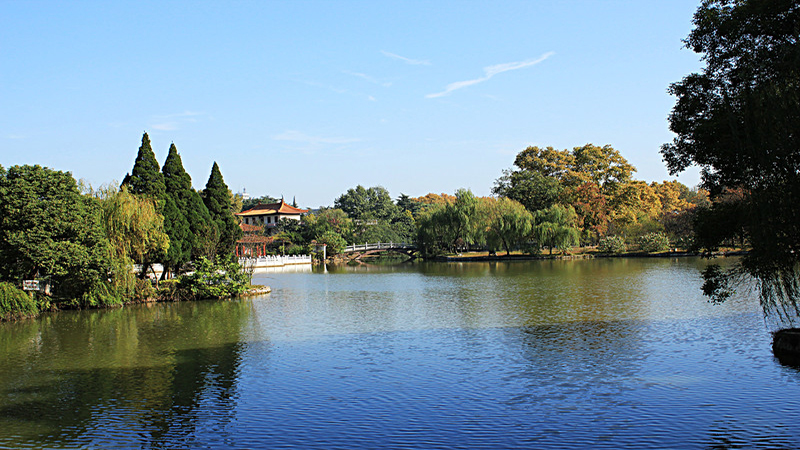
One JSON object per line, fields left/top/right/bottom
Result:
{"left": 2, "top": 257, "right": 797, "bottom": 448}
{"left": 0, "top": 300, "right": 253, "bottom": 448}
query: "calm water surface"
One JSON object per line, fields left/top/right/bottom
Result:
{"left": 2, "top": 258, "right": 800, "bottom": 449}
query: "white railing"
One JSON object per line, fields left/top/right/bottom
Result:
{"left": 238, "top": 254, "right": 312, "bottom": 267}
{"left": 342, "top": 242, "right": 414, "bottom": 253}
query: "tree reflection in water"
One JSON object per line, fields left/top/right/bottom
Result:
{"left": 0, "top": 300, "right": 253, "bottom": 448}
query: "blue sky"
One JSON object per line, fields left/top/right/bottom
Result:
{"left": 1, "top": 1, "right": 703, "bottom": 208}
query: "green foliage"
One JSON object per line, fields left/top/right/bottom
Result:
{"left": 202, "top": 162, "right": 242, "bottom": 258}
{"left": 497, "top": 143, "right": 641, "bottom": 246}
{"left": 661, "top": 0, "right": 800, "bottom": 316}
{"left": 122, "top": 132, "right": 166, "bottom": 201}
{"left": 637, "top": 232, "right": 671, "bottom": 253}
{"left": 0, "top": 165, "right": 116, "bottom": 303}
{"left": 492, "top": 169, "right": 563, "bottom": 213}
{"left": 133, "top": 278, "right": 157, "bottom": 302}
{"left": 354, "top": 222, "right": 402, "bottom": 244}
{"left": 485, "top": 198, "right": 533, "bottom": 255}
{"left": 512, "top": 144, "right": 635, "bottom": 192}
{"left": 156, "top": 278, "right": 190, "bottom": 302}
{"left": 303, "top": 208, "right": 353, "bottom": 242}
{"left": 285, "top": 244, "right": 306, "bottom": 256}
{"left": 701, "top": 264, "right": 735, "bottom": 305}
{"left": 0, "top": 282, "right": 39, "bottom": 320}
{"left": 390, "top": 210, "right": 416, "bottom": 243}
{"left": 335, "top": 185, "right": 400, "bottom": 222}
{"left": 161, "top": 194, "right": 190, "bottom": 274}
{"left": 316, "top": 231, "right": 347, "bottom": 256}
{"left": 532, "top": 204, "right": 580, "bottom": 255}
{"left": 396, "top": 193, "right": 424, "bottom": 218}
{"left": 597, "top": 235, "right": 626, "bottom": 254}
{"left": 179, "top": 257, "right": 249, "bottom": 299}
{"left": 241, "top": 195, "right": 280, "bottom": 212}
{"left": 96, "top": 186, "right": 169, "bottom": 264}
{"left": 571, "top": 144, "right": 635, "bottom": 190}
{"left": 79, "top": 282, "right": 125, "bottom": 308}
{"left": 416, "top": 189, "right": 484, "bottom": 256}
{"left": 161, "top": 143, "right": 213, "bottom": 274}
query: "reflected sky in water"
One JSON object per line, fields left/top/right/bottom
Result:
{"left": 1, "top": 257, "right": 798, "bottom": 448}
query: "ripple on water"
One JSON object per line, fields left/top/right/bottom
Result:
{"left": 1, "top": 259, "right": 799, "bottom": 448}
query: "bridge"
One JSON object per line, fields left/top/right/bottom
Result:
{"left": 341, "top": 242, "right": 418, "bottom": 260}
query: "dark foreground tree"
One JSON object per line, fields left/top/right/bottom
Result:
{"left": 661, "top": 0, "right": 800, "bottom": 322}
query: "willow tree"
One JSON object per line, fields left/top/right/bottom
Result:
{"left": 496, "top": 143, "right": 636, "bottom": 242}
{"left": 532, "top": 205, "right": 580, "bottom": 255}
{"left": 661, "top": 0, "right": 800, "bottom": 323}
{"left": 416, "top": 189, "right": 486, "bottom": 256}
{"left": 121, "top": 132, "right": 168, "bottom": 276}
{"left": 96, "top": 185, "right": 169, "bottom": 291}
{"left": 485, "top": 198, "right": 534, "bottom": 255}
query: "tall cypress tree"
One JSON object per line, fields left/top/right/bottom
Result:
{"left": 186, "top": 188, "right": 213, "bottom": 260}
{"left": 205, "top": 162, "right": 242, "bottom": 257}
{"left": 202, "top": 162, "right": 242, "bottom": 258}
{"left": 123, "top": 132, "right": 166, "bottom": 201}
{"left": 162, "top": 144, "right": 213, "bottom": 267}
{"left": 161, "top": 144, "right": 192, "bottom": 277}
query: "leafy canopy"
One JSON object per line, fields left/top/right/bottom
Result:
{"left": 661, "top": 0, "right": 800, "bottom": 318}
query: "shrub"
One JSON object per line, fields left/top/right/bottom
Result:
{"left": 598, "top": 235, "right": 626, "bottom": 254}
{"left": 133, "top": 278, "right": 157, "bottom": 302}
{"left": 80, "top": 282, "right": 125, "bottom": 307}
{"left": 316, "top": 231, "right": 347, "bottom": 256}
{"left": 0, "top": 282, "right": 39, "bottom": 320}
{"left": 638, "top": 232, "right": 671, "bottom": 253}
{"left": 286, "top": 244, "right": 306, "bottom": 255}
{"left": 157, "top": 279, "right": 192, "bottom": 302}
{"left": 179, "top": 257, "right": 249, "bottom": 300}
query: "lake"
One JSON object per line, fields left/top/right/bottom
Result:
{"left": 1, "top": 257, "right": 799, "bottom": 448}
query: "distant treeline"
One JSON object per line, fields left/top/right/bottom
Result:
{"left": 248, "top": 144, "right": 709, "bottom": 258}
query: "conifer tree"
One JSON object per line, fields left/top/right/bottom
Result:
{"left": 123, "top": 132, "right": 166, "bottom": 202}
{"left": 161, "top": 144, "right": 192, "bottom": 277}
{"left": 202, "top": 162, "right": 242, "bottom": 258}
{"left": 161, "top": 143, "right": 213, "bottom": 271}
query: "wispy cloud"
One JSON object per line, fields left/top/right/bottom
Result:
{"left": 272, "top": 130, "right": 361, "bottom": 145}
{"left": 426, "top": 52, "right": 555, "bottom": 99}
{"left": 343, "top": 70, "right": 392, "bottom": 87}
{"left": 381, "top": 50, "right": 431, "bottom": 66}
{"left": 6, "top": 134, "right": 26, "bottom": 140}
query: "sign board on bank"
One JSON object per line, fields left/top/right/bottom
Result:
{"left": 23, "top": 280, "right": 39, "bottom": 291}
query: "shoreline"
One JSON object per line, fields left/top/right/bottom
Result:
{"left": 392, "top": 250, "right": 748, "bottom": 263}
{"left": 1, "top": 284, "right": 272, "bottom": 323}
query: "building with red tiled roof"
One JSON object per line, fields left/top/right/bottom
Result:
{"left": 235, "top": 200, "right": 309, "bottom": 236}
